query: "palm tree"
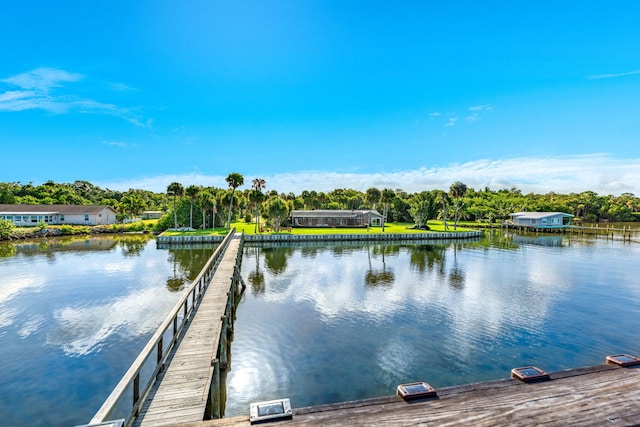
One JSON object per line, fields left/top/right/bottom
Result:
{"left": 196, "top": 190, "right": 214, "bottom": 229}
{"left": 185, "top": 185, "right": 201, "bottom": 229}
{"left": 225, "top": 172, "right": 244, "bottom": 230}
{"left": 380, "top": 188, "right": 395, "bottom": 232}
{"left": 251, "top": 178, "right": 266, "bottom": 233}
{"left": 365, "top": 187, "right": 381, "bottom": 210}
{"left": 166, "top": 182, "right": 184, "bottom": 229}
{"left": 449, "top": 181, "right": 468, "bottom": 230}
{"left": 436, "top": 190, "right": 450, "bottom": 230}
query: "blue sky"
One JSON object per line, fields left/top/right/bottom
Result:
{"left": 2, "top": 1, "right": 639, "bottom": 195}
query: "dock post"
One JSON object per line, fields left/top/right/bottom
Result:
{"left": 220, "top": 316, "right": 228, "bottom": 369}
{"left": 209, "top": 358, "right": 221, "bottom": 419}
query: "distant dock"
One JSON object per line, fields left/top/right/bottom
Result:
{"left": 156, "top": 230, "right": 483, "bottom": 245}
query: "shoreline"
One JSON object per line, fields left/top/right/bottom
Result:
{"left": 156, "top": 230, "right": 483, "bottom": 245}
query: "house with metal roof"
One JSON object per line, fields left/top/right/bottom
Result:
{"left": 0, "top": 204, "right": 118, "bottom": 226}
{"left": 508, "top": 212, "right": 573, "bottom": 229}
{"left": 291, "top": 209, "right": 384, "bottom": 228}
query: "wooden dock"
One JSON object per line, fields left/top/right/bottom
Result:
{"left": 131, "top": 235, "right": 243, "bottom": 427}
{"left": 89, "top": 229, "right": 640, "bottom": 427}
{"left": 179, "top": 363, "right": 640, "bottom": 427}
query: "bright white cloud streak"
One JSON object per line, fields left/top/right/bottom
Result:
{"left": 0, "top": 67, "right": 149, "bottom": 127}
{"left": 99, "top": 154, "right": 640, "bottom": 196}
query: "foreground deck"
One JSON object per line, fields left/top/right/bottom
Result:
{"left": 178, "top": 363, "right": 640, "bottom": 427}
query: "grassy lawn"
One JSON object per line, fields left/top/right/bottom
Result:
{"left": 161, "top": 220, "right": 475, "bottom": 236}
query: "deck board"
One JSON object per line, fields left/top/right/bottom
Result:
{"left": 178, "top": 364, "right": 640, "bottom": 427}
{"left": 133, "top": 237, "right": 242, "bottom": 427}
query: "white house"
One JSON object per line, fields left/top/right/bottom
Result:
{"left": 508, "top": 212, "right": 573, "bottom": 229}
{"left": 0, "top": 204, "right": 118, "bottom": 226}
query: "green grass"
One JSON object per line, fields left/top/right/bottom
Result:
{"left": 160, "top": 220, "right": 475, "bottom": 236}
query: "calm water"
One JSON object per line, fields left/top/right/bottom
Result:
{"left": 0, "top": 235, "right": 217, "bottom": 427}
{"left": 1, "top": 231, "right": 639, "bottom": 425}
{"left": 227, "top": 231, "right": 640, "bottom": 415}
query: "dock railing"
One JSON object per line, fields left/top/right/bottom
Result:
{"left": 89, "top": 229, "right": 237, "bottom": 426}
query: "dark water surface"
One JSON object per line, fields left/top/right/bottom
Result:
{"left": 0, "top": 235, "right": 216, "bottom": 427}
{"left": 0, "top": 231, "right": 639, "bottom": 425}
{"left": 227, "top": 231, "right": 640, "bottom": 415}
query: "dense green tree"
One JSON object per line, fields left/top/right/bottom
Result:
{"left": 264, "top": 196, "right": 290, "bottom": 231}
{"left": 410, "top": 191, "right": 438, "bottom": 228}
{"left": 118, "top": 190, "right": 146, "bottom": 219}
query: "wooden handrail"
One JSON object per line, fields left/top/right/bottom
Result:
{"left": 90, "top": 229, "right": 237, "bottom": 425}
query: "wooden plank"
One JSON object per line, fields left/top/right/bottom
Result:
{"left": 133, "top": 237, "right": 242, "bottom": 427}
{"left": 184, "top": 364, "right": 640, "bottom": 427}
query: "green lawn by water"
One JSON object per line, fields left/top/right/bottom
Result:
{"left": 161, "top": 221, "right": 476, "bottom": 236}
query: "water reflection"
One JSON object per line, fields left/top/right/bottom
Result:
{"left": 407, "top": 243, "right": 445, "bottom": 273}
{"left": 230, "top": 236, "right": 640, "bottom": 415}
{"left": 0, "top": 236, "right": 219, "bottom": 355}
{"left": 365, "top": 245, "right": 395, "bottom": 287}
{"left": 263, "top": 247, "right": 292, "bottom": 274}
{"left": 245, "top": 247, "right": 266, "bottom": 294}
{"left": 448, "top": 243, "right": 464, "bottom": 291}
{"left": 0, "top": 235, "right": 223, "bottom": 426}
{"left": 48, "top": 286, "right": 183, "bottom": 355}
{"left": 0, "top": 242, "right": 17, "bottom": 257}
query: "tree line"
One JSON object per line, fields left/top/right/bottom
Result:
{"left": 1, "top": 176, "right": 639, "bottom": 231}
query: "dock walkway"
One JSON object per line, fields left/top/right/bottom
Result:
{"left": 132, "top": 236, "right": 243, "bottom": 427}
{"left": 189, "top": 363, "right": 640, "bottom": 427}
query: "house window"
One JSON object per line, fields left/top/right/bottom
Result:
{"left": 60, "top": 214, "right": 64, "bottom": 221}
{"left": 31, "top": 216, "right": 38, "bottom": 223}
{"left": 84, "top": 214, "right": 89, "bottom": 221}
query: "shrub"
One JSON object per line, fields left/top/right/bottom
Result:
{"left": 59, "top": 225, "right": 75, "bottom": 234}
{"left": 127, "top": 221, "right": 145, "bottom": 232}
{"left": 0, "top": 219, "right": 15, "bottom": 239}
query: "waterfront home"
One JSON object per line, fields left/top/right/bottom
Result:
{"left": 0, "top": 204, "right": 117, "bottom": 226}
{"left": 291, "top": 209, "right": 384, "bottom": 227}
{"left": 142, "top": 210, "right": 163, "bottom": 220}
{"left": 508, "top": 211, "right": 573, "bottom": 229}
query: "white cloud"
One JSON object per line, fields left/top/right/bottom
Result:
{"left": 464, "top": 113, "right": 480, "bottom": 123}
{"left": 445, "top": 117, "right": 459, "bottom": 127}
{"left": 430, "top": 104, "right": 492, "bottom": 127}
{"left": 101, "top": 141, "right": 129, "bottom": 147}
{"left": 468, "top": 104, "right": 493, "bottom": 112}
{"left": 109, "top": 82, "right": 138, "bottom": 92}
{"left": 96, "top": 154, "right": 640, "bottom": 196}
{"left": 587, "top": 69, "right": 640, "bottom": 80}
{"left": 0, "top": 67, "right": 150, "bottom": 127}
{"left": 2, "top": 67, "right": 83, "bottom": 92}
